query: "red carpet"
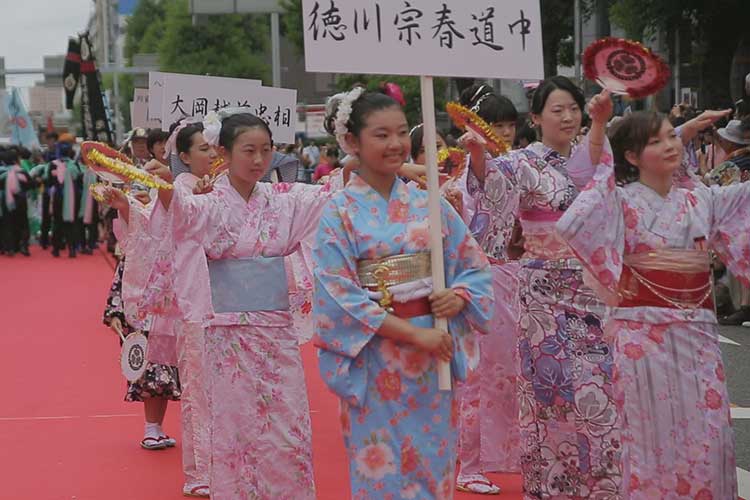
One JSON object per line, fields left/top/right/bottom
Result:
{"left": 0, "top": 249, "right": 522, "bottom": 499}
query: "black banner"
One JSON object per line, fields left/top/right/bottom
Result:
{"left": 79, "top": 33, "right": 114, "bottom": 144}
{"left": 63, "top": 37, "right": 81, "bottom": 110}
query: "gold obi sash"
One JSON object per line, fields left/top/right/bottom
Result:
{"left": 356, "top": 253, "right": 432, "bottom": 315}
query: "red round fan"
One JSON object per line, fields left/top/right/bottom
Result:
{"left": 80, "top": 142, "right": 134, "bottom": 184}
{"left": 583, "top": 37, "right": 670, "bottom": 99}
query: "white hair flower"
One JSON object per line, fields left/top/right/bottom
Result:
{"left": 202, "top": 111, "right": 222, "bottom": 146}
{"left": 332, "top": 87, "right": 365, "bottom": 156}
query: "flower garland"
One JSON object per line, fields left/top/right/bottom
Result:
{"left": 85, "top": 148, "right": 173, "bottom": 190}
{"left": 333, "top": 87, "right": 366, "bottom": 156}
{"left": 446, "top": 102, "right": 510, "bottom": 157}
{"left": 438, "top": 147, "right": 467, "bottom": 177}
{"left": 583, "top": 37, "right": 670, "bottom": 99}
{"left": 88, "top": 182, "right": 108, "bottom": 203}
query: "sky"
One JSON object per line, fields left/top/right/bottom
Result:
{"left": 1, "top": 0, "right": 94, "bottom": 89}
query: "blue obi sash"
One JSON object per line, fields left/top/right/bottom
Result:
{"left": 208, "top": 257, "right": 289, "bottom": 313}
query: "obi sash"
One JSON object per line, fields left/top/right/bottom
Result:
{"left": 208, "top": 257, "right": 290, "bottom": 314}
{"left": 618, "top": 249, "right": 713, "bottom": 310}
{"left": 520, "top": 210, "right": 575, "bottom": 260}
{"left": 357, "top": 252, "right": 432, "bottom": 319}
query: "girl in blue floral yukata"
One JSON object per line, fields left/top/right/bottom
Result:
{"left": 313, "top": 89, "right": 494, "bottom": 500}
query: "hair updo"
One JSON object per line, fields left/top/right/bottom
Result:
{"left": 609, "top": 110, "right": 667, "bottom": 185}
{"left": 324, "top": 86, "right": 403, "bottom": 138}
{"left": 219, "top": 113, "right": 273, "bottom": 151}
{"left": 460, "top": 83, "right": 518, "bottom": 124}
{"left": 530, "top": 75, "right": 585, "bottom": 115}
{"left": 167, "top": 121, "right": 205, "bottom": 155}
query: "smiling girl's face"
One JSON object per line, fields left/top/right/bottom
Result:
{"left": 348, "top": 107, "right": 411, "bottom": 175}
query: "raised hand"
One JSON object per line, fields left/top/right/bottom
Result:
{"left": 144, "top": 159, "right": 173, "bottom": 183}
{"left": 588, "top": 89, "right": 613, "bottom": 125}
{"left": 193, "top": 175, "right": 214, "bottom": 195}
{"left": 102, "top": 186, "right": 129, "bottom": 211}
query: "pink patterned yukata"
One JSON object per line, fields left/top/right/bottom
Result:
{"left": 119, "top": 179, "right": 210, "bottom": 486}
{"left": 469, "top": 140, "right": 622, "bottom": 499}
{"left": 166, "top": 174, "right": 341, "bottom": 500}
{"left": 557, "top": 144, "right": 746, "bottom": 500}
{"left": 456, "top": 154, "right": 522, "bottom": 475}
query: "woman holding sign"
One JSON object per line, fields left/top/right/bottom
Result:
{"left": 465, "top": 77, "right": 622, "bottom": 498}
{"left": 313, "top": 89, "right": 493, "bottom": 499}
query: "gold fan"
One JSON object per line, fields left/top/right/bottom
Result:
{"left": 446, "top": 103, "right": 510, "bottom": 157}
{"left": 81, "top": 141, "right": 173, "bottom": 190}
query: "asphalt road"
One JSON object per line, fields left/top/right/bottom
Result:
{"left": 722, "top": 325, "right": 750, "bottom": 481}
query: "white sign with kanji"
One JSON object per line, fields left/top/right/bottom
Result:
{"left": 302, "top": 0, "right": 543, "bottom": 79}
{"left": 131, "top": 88, "right": 161, "bottom": 129}
{"left": 150, "top": 72, "right": 260, "bottom": 127}
{"left": 158, "top": 73, "right": 297, "bottom": 143}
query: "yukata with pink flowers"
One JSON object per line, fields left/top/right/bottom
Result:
{"left": 468, "top": 139, "right": 622, "bottom": 499}
{"left": 123, "top": 173, "right": 213, "bottom": 490}
{"left": 557, "top": 144, "right": 746, "bottom": 500}
{"left": 456, "top": 156, "right": 522, "bottom": 477}
{"left": 313, "top": 173, "right": 493, "bottom": 500}
{"left": 163, "top": 173, "right": 342, "bottom": 500}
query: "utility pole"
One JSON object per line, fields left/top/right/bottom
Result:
{"left": 271, "top": 12, "right": 281, "bottom": 87}
{"left": 573, "top": 0, "right": 581, "bottom": 84}
{"left": 674, "top": 29, "right": 681, "bottom": 106}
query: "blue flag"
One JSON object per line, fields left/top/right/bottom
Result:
{"left": 6, "top": 88, "right": 40, "bottom": 148}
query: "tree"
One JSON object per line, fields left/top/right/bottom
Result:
{"left": 158, "top": 0, "right": 270, "bottom": 82}
{"left": 123, "top": 0, "right": 166, "bottom": 64}
{"left": 539, "top": 0, "right": 574, "bottom": 77}
{"left": 113, "top": 0, "right": 274, "bottom": 130}
{"left": 608, "top": 0, "right": 750, "bottom": 108}
{"left": 280, "top": 0, "right": 305, "bottom": 56}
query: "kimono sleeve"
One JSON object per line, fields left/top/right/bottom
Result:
{"left": 566, "top": 134, "right": 599, "bottom": 189}
{"left": 171, "top": 184, "right": 238, "bottom": 257}
{"left": 441, "top": 199, "right": 494, "bottom": 376}
{"left": 556, "top": 142, "right": 625, "bottom": 304}
{"left": 121, "top": 195, "right": 177, "bottom": 324}
{"left": 313, "top": 199, "right": 388, "bottom": 406}
{"left": 280, "top": 171, "right": 345, "bottom": 254}
{"left": 706, "top": 182, "right": 750, "bottom": 287}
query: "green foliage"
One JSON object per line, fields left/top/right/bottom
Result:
{"left": 158, "top": 0, "right": 270, "bottom": 82}
{"left": 608, "top": 0, "right": 750, "bottom": 107}
{"left": 122, "top": 0, "right": 271, "bottom": 81}
{"left": 280, "top": 0, "right": 305, "bottom": 56}
{"left": 123, "top": 0, "right": 166, "bottom": 64}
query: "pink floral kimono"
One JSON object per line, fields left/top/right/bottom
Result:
{"left": 457, "top": 157, "right": 522, "bottom": 475}
{"left": 557, "top": 144, "right": 748, "bottom": 499}
{"left": 162, "top": 174, "right": 341, "bottom": 500}
{"left": 468, "top": 139, "right": 622, "bottom": 499}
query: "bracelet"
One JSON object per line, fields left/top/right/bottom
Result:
{"left": 589, "top": 140, "right": 604, "bottom": 146}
